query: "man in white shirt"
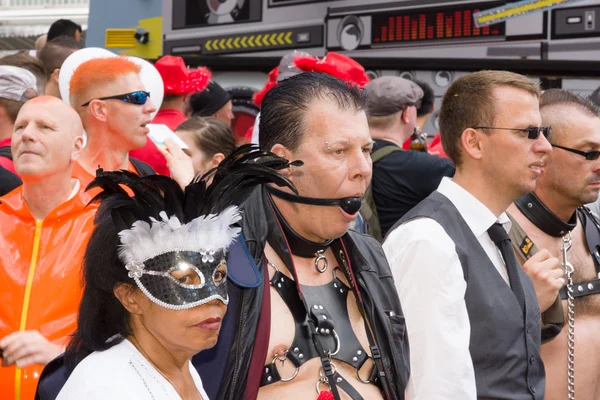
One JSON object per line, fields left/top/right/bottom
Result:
{"left": 384, "top": 70, "right": 557, "bottom": 400}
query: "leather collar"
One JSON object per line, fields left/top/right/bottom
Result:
{"left": 270, "top": 196, "right": 333, "bottom": 258}
{"left": 515, "top": 192, "right": 577, "bottom": 237}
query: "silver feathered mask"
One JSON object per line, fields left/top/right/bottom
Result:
{"left": 87, "top": 144, "right": 300, "bottom": 310}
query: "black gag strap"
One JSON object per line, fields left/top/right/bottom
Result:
{"left": 266, "top": 185, "right": 362, "bottom": 215}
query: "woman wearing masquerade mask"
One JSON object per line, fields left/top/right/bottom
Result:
{"left": 54, "top": 145, "right": 296, "bottom": 400}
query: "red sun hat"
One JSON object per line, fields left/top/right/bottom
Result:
{"left": 293, "top": 52, "right": 370, "bottom": 88}
{"left": 154, "top": 55, "right": 212, "bottom": 95}
{"left": 253, "top": 52, "right": 369, "bottom": 106}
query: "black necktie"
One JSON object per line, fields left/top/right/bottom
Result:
{"left": 487, "top": 222, "right": 526, "bottom": 315}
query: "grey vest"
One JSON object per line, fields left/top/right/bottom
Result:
{"left": 391, "top": 191, "right": 545, "bottom": 400}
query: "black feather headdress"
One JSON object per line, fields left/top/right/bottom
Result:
{"left": 86, "top": 144, "right": 300, "bottom": 267}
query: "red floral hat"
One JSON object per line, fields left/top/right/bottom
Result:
{"left": 154, "top": 55, "right": 211, "bottom": 96}
{"left": 253, "top": 52, "right": 369, "bottom": 106}
{"left": 293, "top": 52, "right": 370, "bottom": 88}
{"left": 253, "top": 66, "right": 279, "bottom": 107}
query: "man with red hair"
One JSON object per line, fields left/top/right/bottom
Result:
{"left": 69, "top": 56, "right": 157, "bottom": 188}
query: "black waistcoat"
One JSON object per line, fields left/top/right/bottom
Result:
{"left": 391, "top": 191, "right": 545, "bottom": 400}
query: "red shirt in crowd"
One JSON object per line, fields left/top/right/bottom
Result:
{"left": 128, "top": 108, "right": 187, "bottom": 177}
{"left": 402, "top": 133, "right": 448, "bottom": 158}
{"left": 0, "top": 138, "right": 16, "bottom": 174}
{"left": 151, "top": 108, "right": 187, "bottom": 131}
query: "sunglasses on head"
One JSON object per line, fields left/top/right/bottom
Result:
{"left": 473, "top": 126, "right": 551, "bottom": 140}
{"left": 81, "top": 91, "right": 150, "bottom": 107}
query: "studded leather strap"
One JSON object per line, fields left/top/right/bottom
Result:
{"left": 559, "top": 278, "right": 600, "bottom": 300}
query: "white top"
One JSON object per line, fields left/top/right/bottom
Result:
{"left": 251, "top": 111, "right": 261, "bottom": 145}
{"left": 586, "top": 198, "right": 600, "bottom": 219}
{"left": 57, "top": 339, "right": 209, "bottom": 400}
{"left": 383, "top": 177, "right": 512, "bottom": 400}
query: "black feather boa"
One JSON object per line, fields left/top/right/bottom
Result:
{"left": 86, "top": 144, "right": 300, "bottom": 232}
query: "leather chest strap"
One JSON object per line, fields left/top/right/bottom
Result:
{"left": 559, "top": 278, "right": 600, "bottom": 300}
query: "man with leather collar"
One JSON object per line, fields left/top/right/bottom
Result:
{"left": 193, "top": 72, "right": 410, "bottom": 400}
{"left": 507, "top": 89, "right": 600, "bottom": 400}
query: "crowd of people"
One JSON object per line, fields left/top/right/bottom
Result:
{"left": 1, "top": 17, "right": 600, "bottom": 400}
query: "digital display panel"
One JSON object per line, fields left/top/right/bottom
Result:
{"left": 372, "top": 2, "right": 505, "bottom": 45}
{"left": 270, "top": 0, "right": 332, "bottom": 4}
{"left": 172, "top": 0, "right": 262, "bottom": 29}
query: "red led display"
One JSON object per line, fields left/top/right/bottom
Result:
{"left": 372, "top": 3, "right": 505, "bottom": 44}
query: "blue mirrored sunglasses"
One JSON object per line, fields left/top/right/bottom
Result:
{"left": 81, "top": 91, "right": 150, "bottom": 107}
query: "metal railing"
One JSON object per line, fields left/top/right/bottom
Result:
{"left": 1, "top": 0, "right": 89, "bottom": 8}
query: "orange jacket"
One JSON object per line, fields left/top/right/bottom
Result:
{"left": 0, "top": 182, "right": 97, "bottom": 400}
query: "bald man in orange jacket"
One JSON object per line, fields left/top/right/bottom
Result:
{"left": 0, "top": 96, "right": 97, "bottom": 399}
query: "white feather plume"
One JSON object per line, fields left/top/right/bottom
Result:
{"left": 117, "top": 205, "right": 242, "bottom": 266}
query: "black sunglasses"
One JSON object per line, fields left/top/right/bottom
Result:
{"left": 473, "top": 126, "right": 551, "bottom": 140}
{"left": 81, "top": 91, "right": 150, "bottom": 107}
{"left": 551, "top": 144, "right": 600, "bottom": 161}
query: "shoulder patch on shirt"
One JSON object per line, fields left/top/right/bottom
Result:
{"left": 520, "top": 236, "right": 534, "bottom": 256}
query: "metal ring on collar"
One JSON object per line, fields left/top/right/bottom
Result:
{"left": 271, "top": 354, "right": 299, "bottom": 382}
{"left": 315, "top": 250, "right": 328, "bottom": 273}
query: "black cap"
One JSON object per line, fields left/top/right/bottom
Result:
{"left": 188, "top": 81, "right": 231, "bottom": 117}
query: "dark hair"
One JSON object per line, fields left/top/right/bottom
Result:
{"left": 0, "top": 53, "right": 48, "bottom": 94}
{"left": 415, "top": 80, "right": 435, "bottom": 117}
{"left": 540, "top": 89, "right": 600, "bottom": 141}
{"left": 176, "top": 117, "right": 236, "bottom": 158}
{"left": 163, "top": 94, "right": 183, "bottom": 103}
{"left": 259, "top": 72, "right": 367, "bottom": 152}
{"left": 65, "top": 213, "right": 133, "bottom": 367}
{"left": 439, "top": 70, "right": 540, "bottom": 166}
{"left": 0, "top": 98, "right": 25, "bottom": 124}
{"left": 38, "top": 36, "right": 81, "bottom": 74}
{"left": 541, "top": 89, "right": 599, "bottom": 117}
{"left": 47, "top": 19, "right": 82, "bottom": 42}
{"left": 589, "top": 86, "right": 600, "bottom": 107}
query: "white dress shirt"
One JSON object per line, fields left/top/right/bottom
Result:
{"left": 57, "top": 339, "right": 209, "bottom": 399}
{"left": 383, "top": 177, "right": 512, "bottom": 400}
